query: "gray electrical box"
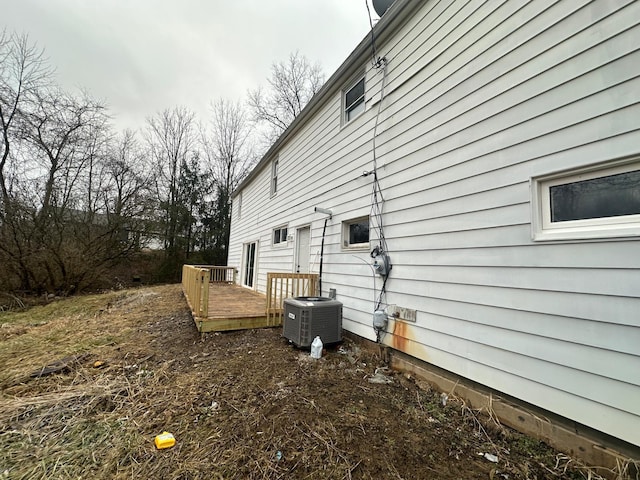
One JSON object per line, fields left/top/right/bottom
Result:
{"left": 283, "top": 297, "right": 342, "bottom": 348}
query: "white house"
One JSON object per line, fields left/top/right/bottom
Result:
{"left": 228, "top": 0, "right": 640, "bottom": 454}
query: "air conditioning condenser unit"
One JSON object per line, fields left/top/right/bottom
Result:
{"left": 283, "top": 296, "right": 342, "bottom": 348}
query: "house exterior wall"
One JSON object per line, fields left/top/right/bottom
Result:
{"left": 228, "top": 0, "right": 640, "bottom": 447}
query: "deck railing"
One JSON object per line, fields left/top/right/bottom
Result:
{"left": 182, "top": 265, "right": 211, "bottom": 319}
{"left": 193, "top": 265, "right": 237, "bottom": 283}
{"left": 266, "top": 272, "right": 319, "bottom": 326}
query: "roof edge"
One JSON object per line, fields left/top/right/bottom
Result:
{"left": 232, "top": 0, "right": 419, "bottom": 197}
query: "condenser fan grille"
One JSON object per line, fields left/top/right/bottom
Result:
{"left": 283, "top": 297, "right": 342, "bottom": 348}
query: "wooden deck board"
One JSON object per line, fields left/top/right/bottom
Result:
{"left": 206, "top": 284, "right": 265, "bottom": 318}
{"left": 183, "top": 271, "right": 318, "bottom": 333}
{"left": 193, "top": 283, "right": 270, "bottom": 332}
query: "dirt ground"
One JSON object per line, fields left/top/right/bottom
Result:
{"left": 0, "top": 284, "right": 610, "bottom": 479}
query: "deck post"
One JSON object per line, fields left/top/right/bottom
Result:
{"left": 199, "top": 268, "right": 210, "bottom": 317}
{"left": 266, "top": 273, "right": 320, "bottom": 326}
{"left": 182, "top": 264, "right": 212, "bottom": 320}
{"left": 184, "top": 267, "right": 320, "bottom": 332}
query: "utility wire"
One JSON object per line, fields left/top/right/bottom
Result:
{"left": 365, "top": 0, "right": 391, "bottom": 342}
{"left": 365, "top": 0, "right": 379, "bottom": 68}
{"left": 370, "top": 54, "right": 390, "bottom": 316}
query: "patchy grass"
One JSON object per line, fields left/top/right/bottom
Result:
{"left": 0, "top": 290, "right": 136, "bottom": 388}
{"left": 0, "top": 285, "right": 633, "bottom": 479}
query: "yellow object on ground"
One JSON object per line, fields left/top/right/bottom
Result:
{"left": 154, "top": 431, "right": 176, "bottom": 449}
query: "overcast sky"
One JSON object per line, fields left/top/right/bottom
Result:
{"left": 4, "top": 1, "right": 377, "bottom": 132}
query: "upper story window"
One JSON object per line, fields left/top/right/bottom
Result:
{"left": 342, "top": 216, "right": 369, "bottom": 249}
{"left": 273, "top": 225, "right": 288, "bottom": 245}
{"left": 271, "top": 158, "right": 279, "bottom": 196}
{"left": 344, "top": 75, "right": 365, "bottom": 123}
{"left": 531, "top": 159, "right": 640, "bottom": 241}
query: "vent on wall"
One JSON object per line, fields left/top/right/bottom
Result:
{"left": 283, "top": 297, "right": 342, "bottom": 348}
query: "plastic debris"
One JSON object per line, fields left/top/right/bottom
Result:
{"left": 368, "top": 367, "right": 394, "bottom": 384}
{"left": 440, "top": 393, "right": 448, "bottom": 406}
{"left": 310, "top": 336, "right": 323, "bottom": 359}
{"left": 154, "top": 431, "right": 176, "bottom": 449}
{"left": 275, "top": 450, "right": 283, "bottom": 461}
{"left": 482, "top": 452, "right": 499, "bottom": 463}
{"left": 338, "top": 346, "right": 357, "bottom": 364}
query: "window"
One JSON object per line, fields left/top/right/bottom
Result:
{"left": 273, "top": 225, "right": 288, "bottom": 245}
{"left": 342, "top": 216, "right": 369, "bottom": 249}
{"left": 271, "top": 158, "right": 279, "bottom": 196}
{"left": 344, "top": 76, "right": 365, "bottom": 123}
{"left": 531, "top": 159, "right": 640, "bottom": 241}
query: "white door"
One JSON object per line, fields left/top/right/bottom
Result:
{"left": 295, "top": 227, "right": 310, "bottom": 273}
{"left": 243, "top": 241, "right": 257, "bottom": 287}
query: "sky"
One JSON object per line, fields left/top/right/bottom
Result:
{"left": 3, "top": 0, "right": 377, "bottom": 132}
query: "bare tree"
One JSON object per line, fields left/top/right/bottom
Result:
{"left": 0, "top": 84, "right": 120, "bottom": 293}
{"left": 68, "top": 129, "right": 155, "bottom": 272}
{"left": 0, "top": 32, "right": 198, "bottom": 292}
{"left": 0, "top": 31, "right": 51, "bottom": 216}
{"left": 21, "top": 88, "right": 107, "bottom": 217}
{"left": 145, "top": 107, "right": 196, "bottom": 255}
{"left": 201, "top": 99, "right": 256, "bottom": 262}
{"left": 92, "top": 129, "right": 155, "bottom": 255}
{"left": 17, "top": 89, "right": 108, "bottom": 291}
{"left": 248, "top": 51, "right": 324, "bottom": 145}
{"left": 103, "top": 129, "right": 151, "bottom": 218}
{"left": 203, "top": 99, "right": 255, "bottom": 194}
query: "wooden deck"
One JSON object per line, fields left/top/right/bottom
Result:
{"left": 195, "top": 283, "right": 268, "bottom": 332}
{"left": 182, "top": 265, "right": 319, "bottom": 333}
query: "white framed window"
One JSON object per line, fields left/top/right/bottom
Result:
{"left": 271, "top": 158, "right": 279, "bottom": 197}
{"left": 531, "top": 159, "right": 640, "bottom": 241}
{"left": 342, "top": 216, "right": 369, "bottom": 249}
{"left": 343, "top": 75, "right": 365, "bottom": 123}
{"left": 273, "top": 225, "right": 288, "bottom": 246}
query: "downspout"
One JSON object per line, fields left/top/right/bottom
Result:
{"left": 319, "top": 217, "right": 328, "bottom": 296}
{"left": 314, "top": 207, "right": 333, "bottom": 297}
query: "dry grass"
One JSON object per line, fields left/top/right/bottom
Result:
{"left": 0, "top": 287, "right": 166, "bottom": 479}
{"left": 0, "top": 285, "right": 635, "bottom": 479}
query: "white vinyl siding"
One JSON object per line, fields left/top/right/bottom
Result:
{"left": 228, "top": 0, "right": 640, "bottom": 447}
